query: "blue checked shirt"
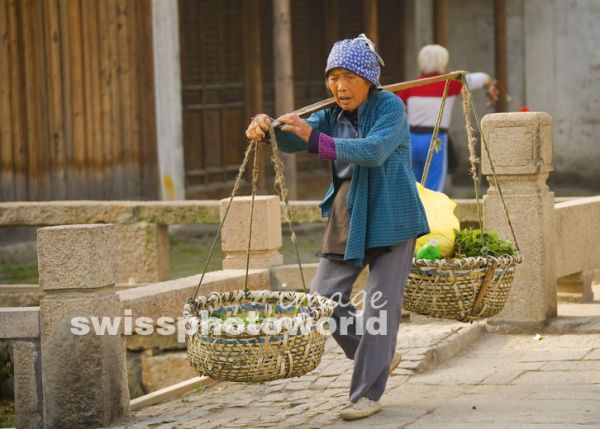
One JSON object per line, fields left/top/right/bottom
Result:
{"left": 274, "top": 89, "right": 429, "bottom": 266}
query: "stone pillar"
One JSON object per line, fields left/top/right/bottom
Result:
{"left": 37, "top": 224, "right": 129, "bottom": 428}
{"left": 12, "top": 339, "right": 43, "bottom": 429}
{"left": 481, "top": 112, "right": 556, "bottom": 326}
{"left": 0, "top": 306, "right": 43, "bottom": 428}
{"left": 557, "top": 270, "right": 594, "bottom": 303}
{"left": 152, "top": 0, "right": 185, "bottom": 200}
{"left": 220, "top": 196, "right": 283, "bottom": 269}
{"left": 116, "top": 223, "right": 170, "bottom": 284}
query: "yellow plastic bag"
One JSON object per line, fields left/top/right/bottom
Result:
{"left": 415, "top": 183, "right": 460, "bottom": 258}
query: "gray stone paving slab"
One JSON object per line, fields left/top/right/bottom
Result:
{"left": 526, "top": 333, "right": 600, "bottom": 347}
{"left": 465, "top": 384, "right": 539, "bottom": 399}
{"left": 405, "top": 359, "right": 498, "bottom": 385}
{"left": 405, "top": 423, "right": 598, "bottom": 429}
{"left": 407, "top": 396, "right": 600, "bottom": 426}
{"left": 519, "top": 347, "right": 591, "bottom": 361}
{"left": 107, "top": 313, "right": 600, "bottom": 429}
{"left": 512, "top": 370, "right": 600, "bottom": 385}
{"left": 525, "top": 384, "right": 600, "bottom": 401}
{"left": 583, "top": 348, "right": 600, "bottom": 359}
{"left": 541, "top": 360, "right": 600, "bottom": 371}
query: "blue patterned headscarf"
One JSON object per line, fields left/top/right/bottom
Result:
{"left": 325, "top": 34, "right": 385, "bottom": 88}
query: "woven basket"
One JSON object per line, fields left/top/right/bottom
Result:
{"left": 403, "top": 253, "right": 523, "bottom": 322}
{"left": 183, "top": 290, "right": 335, "bottom": 382}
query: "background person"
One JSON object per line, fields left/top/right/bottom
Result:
{"left": 245, "top": 34, "right": 429, "bottom": 421}
{"left": 396, "top": 44, "right": 499, "bottom": 192}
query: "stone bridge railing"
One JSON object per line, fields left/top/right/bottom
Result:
{"left": 1, "top": 112, "right": 599, "bottom": 428}
{"left": 0, "top": 199, "right": 479, "bottom": 285}
{"left": 554, "top": 196, "right": 600, "bottom": 302}
{"left": 0, "top": 307, "right": 41, "bottom": 428}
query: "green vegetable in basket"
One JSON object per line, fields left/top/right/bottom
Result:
{"left": 453, "top": 228, "right": 515, "bottom": 258}
{"left": 210, "top": 311, "right": 225, "bottom": 320}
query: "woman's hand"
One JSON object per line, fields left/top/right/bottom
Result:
{"left": 276, "top": 113, "right": 313, "bottom": 143}
{"left": 245, "top": 114, "right": 272, "bottom": 142}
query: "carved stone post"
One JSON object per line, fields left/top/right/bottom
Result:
{"left": 116, "top": 222, "right": 170, "bottom": 284}
{"left": 481, "top": 112, "right": 556, "bottom": 326}
{"left": 37, "top": 224, "right": 129, "bottom": 428}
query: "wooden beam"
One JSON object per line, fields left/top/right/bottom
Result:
{"left": 0, "top": 1, "right": 15, "bottom": 200}
{"left": 8, "top": 0, "right": 28, "bottom": 200}
{"left": 68, "top": 0, "right": 87, "bottom": 197}
{"left": 433, "top": 0, "right": 448, "bottom": 47}
{"left": 137, "top": 0, "right": 159, "bottom": 199}
{"left": 151, "top": 0, "right": 186, "bottom": 199}
{"left": 130, "top": 376, "right": 214, "bottom": 411}
{"left": 323, "top": 0, "right": 339, "bottom": 50}
{"left": 364, "top": 0, "right": 378, "bottom": 46}
{"left": 22, "top": 0, "right": 49, "bottom": 199}
{"left": 243, "top": 0, "right": 265, "bottom": 189}
{"left": 494, "top": 0, "right": 508, "bottom": 112}
{"left": 273, "top": 0, "right": 297, "bottom": 199}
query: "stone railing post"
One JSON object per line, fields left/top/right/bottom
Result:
{"left": 557, "top": 270, "right": 594, "bottom": 303}
{"left": 116, "top": 222, "right": 170, "bottom": 284}
{"left": 220, "top": 196, "right": 283, "bottom": 269}
{"left": 12, "top": 338, "right": 42, "bottom": 429}
{"left": 481, "top": 112, "right": 556, "bottom": 326}
{"left": 0, "top": 307, "right": 43, "bottom": 429}
{"left": 37, "top": 224, "right": 129, "bottom": 428}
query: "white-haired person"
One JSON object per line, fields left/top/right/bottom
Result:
{"left": 396, "top": 44, "right": 499, "bottom": 192}
{"left": 246, "top": 34, "right": 429, "bottom": 421}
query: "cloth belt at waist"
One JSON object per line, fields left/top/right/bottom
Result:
{"left": 410, "top": 126, "right": 448, "bottom": 134}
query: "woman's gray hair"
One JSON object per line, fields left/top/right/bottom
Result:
{"left": 417, "top": 44, "right": 449, "bottom": 74}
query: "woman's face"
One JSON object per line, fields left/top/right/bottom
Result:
{"left": 326, "top": 68, "right": 371, "bottom": 111}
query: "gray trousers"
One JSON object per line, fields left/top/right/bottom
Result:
{"left": 310, "top": 239, "right": 415, "bottom": 402}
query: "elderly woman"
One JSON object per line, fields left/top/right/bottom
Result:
{"left": 246, "top": 34, "right": 429, "bottom": 421}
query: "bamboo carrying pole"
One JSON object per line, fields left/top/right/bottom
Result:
{"left": 271, "top": 70, "right": 467, "bottom": 128}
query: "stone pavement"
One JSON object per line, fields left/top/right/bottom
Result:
{"left": 105, "top": 319, "right": 483, "bottom": 429}
{"left": 106, "top": 290, "right": 600, "bottom": 429}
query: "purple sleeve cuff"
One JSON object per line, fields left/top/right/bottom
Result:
{"left": 318, "top": 133, "right": 336, "bottom": 160}
{"left": 307, "top": 128, "right": 319, "bottom": 154}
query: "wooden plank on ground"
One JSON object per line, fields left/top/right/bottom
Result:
{"left": 129, "top": 376, "right": 213, "bottom": 411}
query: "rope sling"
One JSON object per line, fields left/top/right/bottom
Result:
{"left": 184, "top": 71, "right": 523, "bottom": 382}
{"left": 184, "top": 129, "right": 335, "bottom": 382}
{"left": 405, "top": 74, "right": 522, "bottom": 322}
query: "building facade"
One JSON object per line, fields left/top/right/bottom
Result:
{"left": 1, "top": 0, "right": 599, "bottom": 201}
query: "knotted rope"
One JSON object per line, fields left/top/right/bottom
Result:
{"left": 191, "top": 134, "right": 307, "bottom": 301}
